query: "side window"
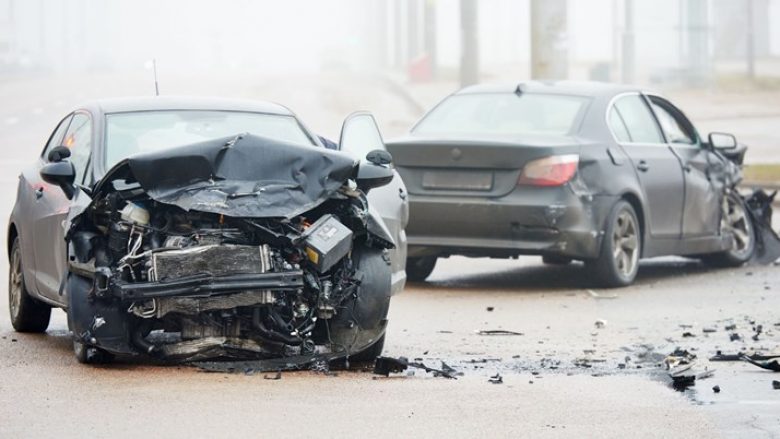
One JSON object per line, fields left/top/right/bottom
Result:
{"left": 608, "top": 107, "right": 632, "bottom": 142}
{"left": 62, "top": 113, "right": 92, "bottom": 183}
{"left": 42, "top": 115, "right": 73, "bottom": 160}
{"left": 612, "top": 95, "right": 664, "bottom": 144}
{"left": 650, "top": 101, "right": 696, "bottom": 145}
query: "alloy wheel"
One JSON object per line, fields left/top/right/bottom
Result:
{"left": 722, "top": 195, "right": 752, "bottom": 258}
{"left": 9, "top": 245, "right": 23, "bottom": 321}
{"left": 612, "top": 210, "right": 639, "bottom": 277}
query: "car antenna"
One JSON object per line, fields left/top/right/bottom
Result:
{"left": 152, "top": 58, "right": 160, "bottom": 96}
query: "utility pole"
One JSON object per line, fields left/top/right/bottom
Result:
{"left": 685, "top": 0, "right": 710, "bottom": 85}
{"left": 423, "top": 0, "right": 437, "bottom": 77}
{"left": 530, "top": 0, "right": 568, "bottom": 80}
{"left": 746, "top": 0, "right": 755, "bottom": 80}
{"left": 621, "top": 0, "right": 635, "bottom": 83}
{"left": 459, "top": 0, "right": 478, "bottom": 87}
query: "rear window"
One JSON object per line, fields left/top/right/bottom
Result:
{"left": 413, "top": 93, "right": 590, "bottom": 137}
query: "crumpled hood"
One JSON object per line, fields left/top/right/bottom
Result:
{"left": 95, "top": 133, "right": 358, "bottom": 218}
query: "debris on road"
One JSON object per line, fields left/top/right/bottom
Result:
{"left": 488, "top": 373, "right": 503, "bottom": 384}
{"left": 682, "top": 332, "right": 695, "bottom": 338}
{"left": 710, "top": 352, "right": 780, "bottom": 362}
{"left": 703, "top": 327, "right": 717, "bottom": 334}
{"left": 486, "top": 306, "right": 495, "bottom": 312}
{"left": 264, "top": 371, "right": 282, "bottom": 380}
{"left": 586, "top": 289, "right": 618, "bottom": 300}
{"left": 729, "top": 333, "right": 742, "bottom": 342}
{"left": 476, "top": 329, "right": 524, "bottom": 336}
{"left": 741, "top": 356, "right": 780, "bottom": 372}
{"left": 712, "top": 385, "right": 721, "bottom": 393}
{"left": 725, "top": 324, "right": 737, "bottom": 331}
{"left": 772, "top": 380, "right": 780, "bottom": 390}
{"left": 373, "top": 356, "right": 458, "bottom": 379}
{"left": 595, "top": 319, "right": 607, "bottom": 329}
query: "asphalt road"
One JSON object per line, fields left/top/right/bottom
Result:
{"left": 0, "top": 73, "right": 779, "bottom": 438}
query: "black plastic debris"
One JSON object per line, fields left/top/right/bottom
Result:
{"left": 745, "top": 190, "right": 780, "bottom": 264}
{"left": 741, "top": 356, "right": 780, "bottom": 372}
{"left": 772, "top": 380, "right": 780, "bottom": 390}
{"left": 729, "top": 333, "right": 742, "bottom": 342}
{"left": 702, "top": 328, "right": 717, "bottom": 333}
{"left": 682, "top": 332, "right": 695, "bottom": 338}
{"left": 725, "top": 324, "right": 737, "bottom": 331}
{"left": 441, "top": 361, "right": 464, "bottom": 377}
{"left": 712, "top": 385, "right": 721, "bottom": 393}
{"left": 710, "top": 352, "right": 780, "bottom": 362}
{"left": 264, "top": 371, "right": 282, "bottom": 380}
{"left": 476, "top": 329, "right": 523, "bottom": 336}
{"left": 488, "top": 373, "right": 503, "bottom": 384}
{"left": 486, "top": 306, "right": 495, "bottom": 312}
{"left": 373, "top": 356, "right": 458, "bottom": 379}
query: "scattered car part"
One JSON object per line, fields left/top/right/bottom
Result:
{"left": 741, "top": 356, "right": 780, "bottom": 372}
{"left": 488, "top": 373, "right": 503, "bottom": 384}
{"left": 373, "top": 356, "right": 458, "bottom": 379}
{"left": 476, "top": 329, "right": 524, "bottom": 336}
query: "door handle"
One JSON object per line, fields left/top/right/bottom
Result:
{"left": 636, "top": 161, "right": 650, "bottom": 172}
{"left": 34, "top": 187, "right": 44, "bottom": 199}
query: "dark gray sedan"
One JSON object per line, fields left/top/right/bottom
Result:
{"left": 387, "top": 81, "right": 753, "bottom": 287}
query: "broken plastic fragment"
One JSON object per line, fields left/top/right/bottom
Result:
{"left": 488, "top": 373, "right": 503, "bottom": 384}
{"left": 476, "top": 329, "right": 524, "bottom": 336}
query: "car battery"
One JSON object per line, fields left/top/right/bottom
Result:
{"left": 303, "top": 214, "right": 353, "bottom": 273}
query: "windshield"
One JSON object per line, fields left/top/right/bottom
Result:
{"left": 413, "top": 93, "right": 590, "bottom": 137}
{"left": 104, "top": 110, "right": 314, "bottom": 168}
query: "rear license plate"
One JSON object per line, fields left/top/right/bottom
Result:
{"left": 422, "top": 170, "right": 493, "bottom": 191}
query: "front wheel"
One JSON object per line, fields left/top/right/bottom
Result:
{"left": 586, "top": 200, "right": 641, "bottom": 288}
{"left": 8, "top": 237, "right": 51, "bottom": 333}
{"left": 701, "top": 192, "right": 755, "bottom": 267}
{"left": 406, "top": 256, "right": 437, "bottom": 282}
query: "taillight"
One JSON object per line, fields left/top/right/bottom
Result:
{"left": 519, "top": 154, "right": 579, "bottom": 186}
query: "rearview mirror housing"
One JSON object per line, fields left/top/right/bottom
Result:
{"left": 40, "top": 161, "right": 76, "bottom": 199}
{"left": 708, "top": 132, "right": 738, "bottom": 150}
{"left": 356, "top": 150, "right": 394, "bottom": 192}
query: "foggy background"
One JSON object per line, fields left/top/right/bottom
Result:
{"left": 1, "top": 0, "right": 779, "bottom": 162}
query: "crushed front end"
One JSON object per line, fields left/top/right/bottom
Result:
{"left": 65, "top": 134, "right": 394, "bottom": 362}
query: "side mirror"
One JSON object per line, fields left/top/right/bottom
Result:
{"left": 40, "top": 161, "right": 76, "bottom": 199}
{"left": 356, "top": 150, "right": 394, "bottom": 192}
{"left": 708, "top": 132, "right": 738, "bottom": 150}
{"left": 48, "top": 145, "right": 71, "bottom": 162}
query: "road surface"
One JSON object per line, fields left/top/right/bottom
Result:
{"left": 0, "top": 73, "right": 778, "bottom": 438}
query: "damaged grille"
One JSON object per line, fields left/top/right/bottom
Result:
{"left": 151, "top": 244, "right": 272, "bottom": 281}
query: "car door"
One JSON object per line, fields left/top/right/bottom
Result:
{"left": 339, "top": 112, "right": 409, "bottom": 294}
{"left": 646, "top": 95, "right": 721, "bottom": 237}
{"left": 19, "top": 114, "right": 73, "bottom": 299}
{"left": 608, "top": 94, "right": 684, "bottom": 238}
{"left": 31, "top": 112, "right": 93, "bottom": 302}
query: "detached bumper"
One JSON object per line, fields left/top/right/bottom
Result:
{"left": 406, "top": 188, "right": 618, "bottom": 260}
{"left": 110, "top": 271, "right": 304, "bottom": 301}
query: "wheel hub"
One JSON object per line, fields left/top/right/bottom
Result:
{"left": 612, "top": 211, "right": 639, "bottom": 277}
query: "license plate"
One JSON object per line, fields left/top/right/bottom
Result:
{"left": 422, "top": 170, "right": 493, "bottom": 191}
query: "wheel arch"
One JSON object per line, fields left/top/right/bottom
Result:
{"left": 7, "top": 221, "right": 18, "bottom": 260}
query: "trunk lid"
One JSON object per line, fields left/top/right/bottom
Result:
{"left": 386, "top": 135, "right": 581, "bottom": 197}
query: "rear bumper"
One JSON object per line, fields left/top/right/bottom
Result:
{"left": 406, "top": 186, "right": 617, "bottom": 260}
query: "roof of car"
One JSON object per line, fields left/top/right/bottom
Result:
{"left": 455, "top": 80, "right": 643, "bottom": 98}
{"left": 83, "top": 96, "right": 294, "bottom": 115}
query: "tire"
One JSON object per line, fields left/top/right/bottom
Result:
{"left": 542, "top": 255, "right": 572, "bottom": 265}
{"left": 349, "top": 334, "right": 385, "bottom": 363}
{"left": 586, "top": 200, "right": 641, "bottom": 288}
{"left": 406, "top": 256, "right": 437, "bottom": 282}
{"left": 8, "top": 237, "right": 51, "bottom": 333}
